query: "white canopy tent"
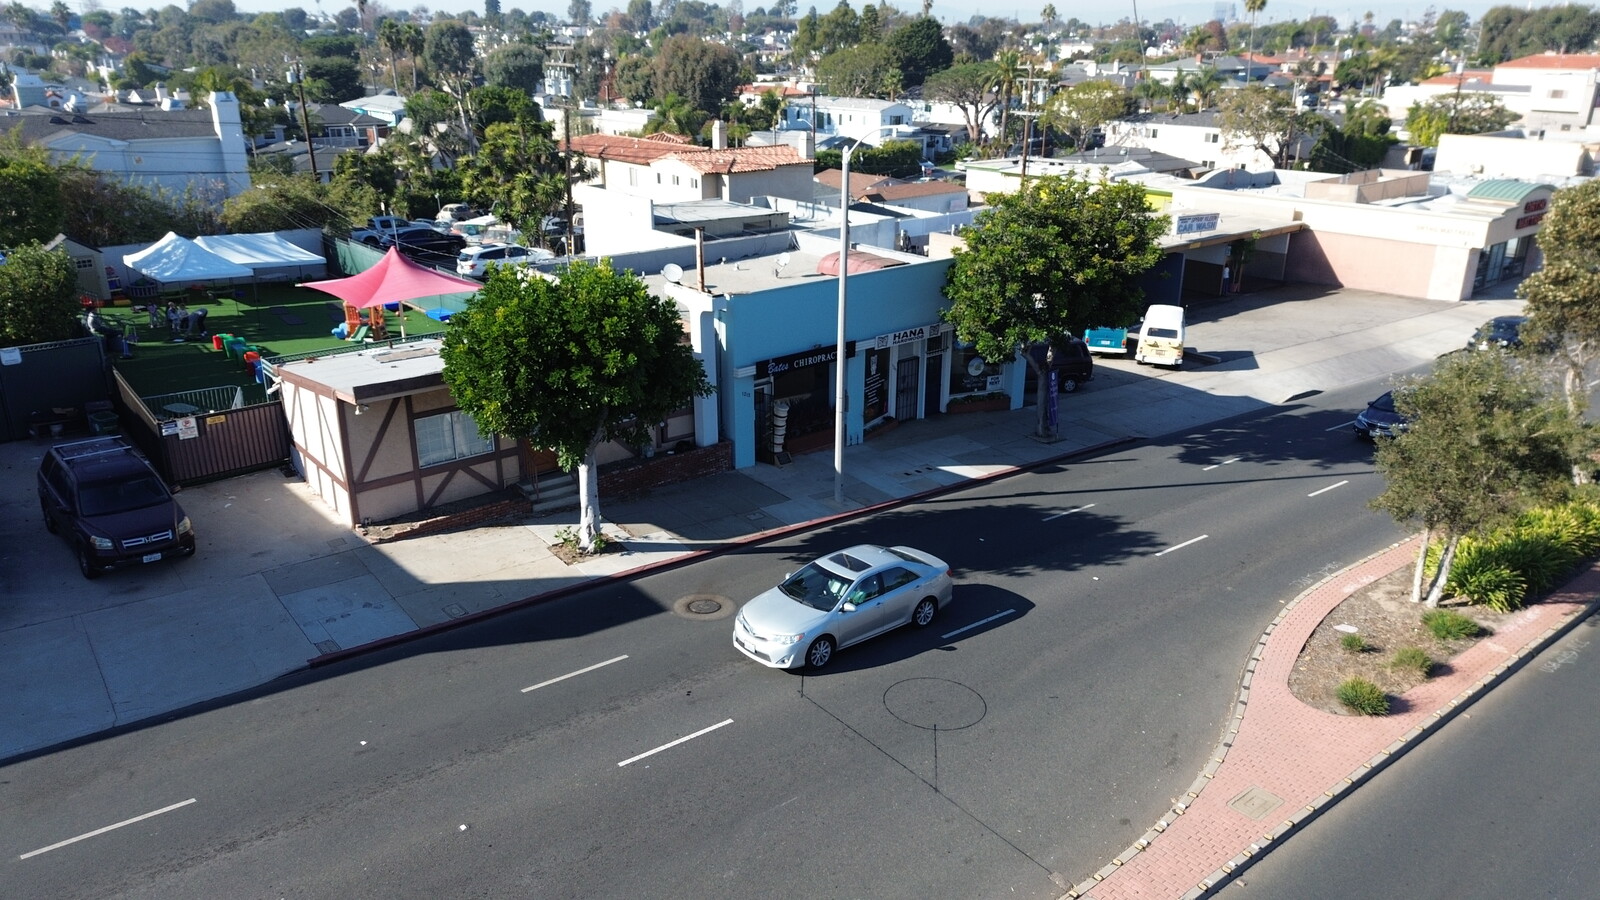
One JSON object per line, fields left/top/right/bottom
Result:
{"left": 194, "top": 233, "right": 327, "bottom": 281}
{"left": 123, "top": 232, "right": 254, "bottom": 285}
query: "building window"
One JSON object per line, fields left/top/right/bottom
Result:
{"left": 890, "top": 115, "right": 903, "bottom": 125}
{"left": 1149, "top": 128, "right": 1159, "bottom": 139}
{"left": 414, "top": 410, "right": 495, "bottom": 467}
{"left": 690, "top": 177, "right": 699, "bottom": 188}
{"left": 656, "top": 173, "right": 661, "bottom": 183}
{"left": 1205, "top": 132, "right": 1219, "bottom": 143}
{"left": 74, "top": 256, "right": 93, "bottom": 270}
{"left": 629, "top": 168, "right": 638, "bottom": 186}
{"left": 672, "top": 175, "right": 680, "bottom": 185}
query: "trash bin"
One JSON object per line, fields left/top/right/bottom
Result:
{"left": 89, "top": 410, "right": 119, "bottom": 435}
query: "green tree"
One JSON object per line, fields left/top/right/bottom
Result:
{"left": 1308, "top": 99, "right": 1395, "bottom": 173}
{"left": 814, "top": 139, "right": 922, "bottom": 177}
{"left": 1042, "top": 80, "right": 1129, "bottom": 150}
{"left": 0, "top": 243, "right": 79, "bottom": 348}
{"left": 1217, "top": 83, "right": 1321, "bottom": 168}
{"left": 423, "top": 21, "right": 480, "bottom": 151}
{"left": 612, "top": 55, "right": 655, "bottom": 104}
{"left": 1520, "top": 180, "right": 1600, "bottom": 420}
{"left": 652, "top": 34, "right": 741, "bottom": 116}
{"left": 923, "top": 61, "right": 1000, "bottom": 143}
{"left": 815, "top": 43, "right": 901, "bottom": 98}
{"left": 222, "top": 172, "right": 379, "bottom": 233}
{"left": 1244, "top": 0, "right": 1267, "bottom": 62}
{"left": 440, "top": 260, "right": 713, "bottom": 551}
{"left": 943, "top": 174, "right": 1168, "bottom": 438}
{"left": 483, "top": 43, "right": 545, "bottom": 95}
{"left": 1371, "top": 351, "right": 1583, "bottom": 605}
{"left": 377, "top": 17, "right": 406, "bottom": 92}
{"left": 1404, "top": 91, "right": 1520, "bottom": 148}
{"left": 460, "top": 116, "right": 579, "bottom": 244}
{"left": 884, "top": 15, "right": 953, "bottom": 87}
{"left": 0, "top": 145, "right": 65, "bottom": 246}
{"left": 816, "top": 0, "right": 859, "bottom": 53}
{"left": 991, "top": 49, "right": 1026, "bottom": 149}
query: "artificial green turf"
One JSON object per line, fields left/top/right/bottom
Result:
{"left": 109, "top": 283, "right": 448, "bottom": 402}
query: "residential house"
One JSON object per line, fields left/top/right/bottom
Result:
{"left": 0, "top": 91, "right": 251, "bottom": 201}
{"left": 340, "top": 91, "right": 407, "bottom": 128}
{"left": 1101, "top": 110, "right": 1316, "bottom": 172}
{"left": 1379, "top": 54, "right": 1600, "bottom": 137}
{"left": 780, "top": 96, "right": 917, "bottom": 149}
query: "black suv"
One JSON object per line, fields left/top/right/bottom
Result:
{"left": 1027, "top": 337, "right": 1095, "bottom": 393}
{"left": 38, "top": 437, "right": 196, "bottom": 579}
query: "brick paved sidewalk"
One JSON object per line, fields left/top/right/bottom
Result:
{"left": 1073, "top": 537, "right": 1600, "bottom": 900}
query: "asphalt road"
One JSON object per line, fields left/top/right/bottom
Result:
{"left": 1, "top": 380, "right": 1409, "bottom": 898}
{"left": 1218, "top": 610, "right": 1600, "bottom": 900}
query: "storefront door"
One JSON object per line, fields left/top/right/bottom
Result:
{"left": 895, "top": 357, "right": 919, "bottom": 420}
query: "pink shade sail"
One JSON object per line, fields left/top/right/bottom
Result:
{"left": 301, "top": 247, "right": 480, "bottom": 309}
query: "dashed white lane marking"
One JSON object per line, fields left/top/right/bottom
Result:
{"left": 1043, "top": 503, "right": 1095, "bottom": 522}
{"left": 618, "top": 719, "right": 734, "bottom": 768}
{"left": 1155, "top": 535, "right": 1209, "bottom": 557}
{"left": 1202, "top": 458, "right": 1241, "bottom": 471}
{"left": 521, "top": 654, "right": 629, "bottom": 693}
{"left": 942, "top": 608, "right": 1018, "bottom": 640}
{"left": 20, "top": 799, "right": 197, "bottom": 860}
{"left": 1307, "top": 480, "right": 1349, "bottom": 497}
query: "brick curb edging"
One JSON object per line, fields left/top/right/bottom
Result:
{"left": 1068, "top": 537, "right": 1600, "bottom": 900}
{"left": 308, "top": 435, "right": 1138, "bottom": 668}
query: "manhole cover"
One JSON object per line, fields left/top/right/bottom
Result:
{"left": 1228, "top": 786, "right": 1284, "bottom": 820}
{"left": 672, "top": 593, "right": 735, "bottom": 620}
{"left": 883, "top": 678, "right": 987, "bottom": 731}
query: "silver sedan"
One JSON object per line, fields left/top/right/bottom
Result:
{"left": 732, "top": 544, "right": 954, "bottom": 670}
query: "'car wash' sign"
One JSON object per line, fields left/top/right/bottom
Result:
{"left": 1175, "top": 212, "right": 1221, "bottom": 235}
{"left": 758, "top": 343, "right": 856, "bottom": 379}
{"left": 873, "top": 323, "right": 941, "bottom": 350}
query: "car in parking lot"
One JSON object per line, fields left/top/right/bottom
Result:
{"left": 386, "top": 226, "right": 467, "bottom": 264}
{"left": 1354, "top": 390, "right": 1409, "bottom": 439}
{"left": 732, "top": 544, "right": 953, "bottom": 670}
{"left": 456, "top": 243, "right": 555, "bottom": 278}
{"left": 1467, "top": 315, "right": 1528, "bottom": 351}
{"left": 37, "top": 436, "right": 196, "bottom": 579}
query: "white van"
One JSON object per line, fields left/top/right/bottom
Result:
{"left": 1134, "top": 304, "right": 1186, "bottom": 367}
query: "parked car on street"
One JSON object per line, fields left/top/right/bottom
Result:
{"left": 733, "top": 544, "right": 953, "bottom": 670}
{"left": 38, "top": 436, "right": 195, "bottom": 579}
{"left": 1026, "top": 336, "right": 1095, "bottom": 393}
{"left": 1467, "top": 315, "right": 1528, "bottom": 351}
{"left": 1354, "top": 390, "right": 1409, "bottom": 439}
{"left": 457, "top": 243, "right": 555, "bottom": 278}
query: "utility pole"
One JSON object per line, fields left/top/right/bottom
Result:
{"left": 288, "top": 59, "right": 319, "bottom": 180}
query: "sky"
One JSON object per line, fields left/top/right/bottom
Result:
{"left": 219, "top": 0, "right": 1514, "bottom": 30}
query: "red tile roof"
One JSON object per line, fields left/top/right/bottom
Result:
{"left": 1498, "top": 53, "right": 1600, "bottom": 70}
{"left": 564, "top": 133, "right": 808, "bottom": 171}
{"left": 1421, "top": 70, "right": 1494, "bottom": 85}
{"left": 862, "top": 181, "right": 967, "bottom": 202}
{"left": 814, "top": 169, "right": 901, "bottom": 195}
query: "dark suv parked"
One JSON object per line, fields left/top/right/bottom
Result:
{"left": 38, "top": 437, "right": 196, "bottom": 579}
{"left": 1027, "top": 337, "right": 1095, "bottom": 393}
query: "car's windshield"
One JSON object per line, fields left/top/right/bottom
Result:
{"left": 778, "top": 562, "right": 852, "bottom": 611}
{"left": 79, "top": 474, "right": 170, "bottom": 516}
{"left": 1371, "top": 393, "right": 1396, "bottom": 413}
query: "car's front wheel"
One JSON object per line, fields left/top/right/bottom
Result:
{"left": 804, "top": 635, "right": 835, "bottom": 670}
{"left": 912, "top": 598, "right": 938, "bottom": 627}
{"left": 1059, "top": 376, "right": 1080, "bottom": 393}
{"left": 77, "top": 545, "right": 102, "bottom": 580}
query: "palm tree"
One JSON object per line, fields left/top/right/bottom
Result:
{"left": 402, "top": 23, "right": 425, "bottom": 93}
{"left": 1132, "top": 75, "right": 1168, "bottom": 113}
{"left": 992, "top": 50, "right": 1026, "bottom": 151}
{"left": 1189, "top": 66, "right": 1224, "bottom": 111}
{"left": 1244, "top": 0, "right": 1267, "bottom": 75}
{"left": 1167, "top": 70, "right": 1193, "bottom": 112}
{"left": 378, "top": 18, "right": 404, "bottom": 92}
{"left": 1040, "top": 4, "right": 1056, "bottom": 30}
{"left": 49, "top": 0, "right": 69, "bottom": 34}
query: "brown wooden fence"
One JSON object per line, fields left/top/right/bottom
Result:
{"left": 113, "top": 368, "right": 291, "bottom": 485}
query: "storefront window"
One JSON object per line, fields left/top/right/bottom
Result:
{"left": 948, "top": 343, "right": 1001, "bottom": 396}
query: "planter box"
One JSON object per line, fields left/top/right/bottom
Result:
{"left": 948, "top": 396, "right": 1008, "bottom": 414}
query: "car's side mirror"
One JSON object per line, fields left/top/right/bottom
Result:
{"left": 841, "top": 602, "right": 858, "bottom": 613}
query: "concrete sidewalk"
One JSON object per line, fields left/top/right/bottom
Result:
{"left": 0, "top": 283, "right": 1537, "bottom": 894}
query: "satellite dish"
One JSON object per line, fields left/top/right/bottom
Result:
{"left": 662, "top": 263, "right": 684, "bottom": 284}
{"left": 776, "top": 253, "right": 791, "bottom": 268}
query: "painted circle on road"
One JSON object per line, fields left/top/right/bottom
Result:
{"left": 883, "top": 678, "right": 986, "bottom": 731}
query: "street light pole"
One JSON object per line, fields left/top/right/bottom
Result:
{"left": 834, "top": 124, "right": 905, "bottom": 506}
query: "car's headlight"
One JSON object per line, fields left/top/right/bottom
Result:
{"left": 90, "top": 535, "right": 115, "bottom": 550}
{"left": 177, "top": 516, "right": 192, "bottom": 535}
{"left": 771, "top": 632, "right": 805, "bottom": 645}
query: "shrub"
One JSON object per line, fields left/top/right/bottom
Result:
{"left": 1337, "top": 677, "right": 1390, "bottom": 715}
{"left": 1339, "top": 632, "right": 1369, "bottom": 652}
{"left": 1422, "top": 608, "right": 1482, "bottom": 640}
{"left": 1449, "top": 562, "right": 1528, "bottom": 612}
{"left": 1391, "top": 646, "right": 1433, "bottom": 677}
